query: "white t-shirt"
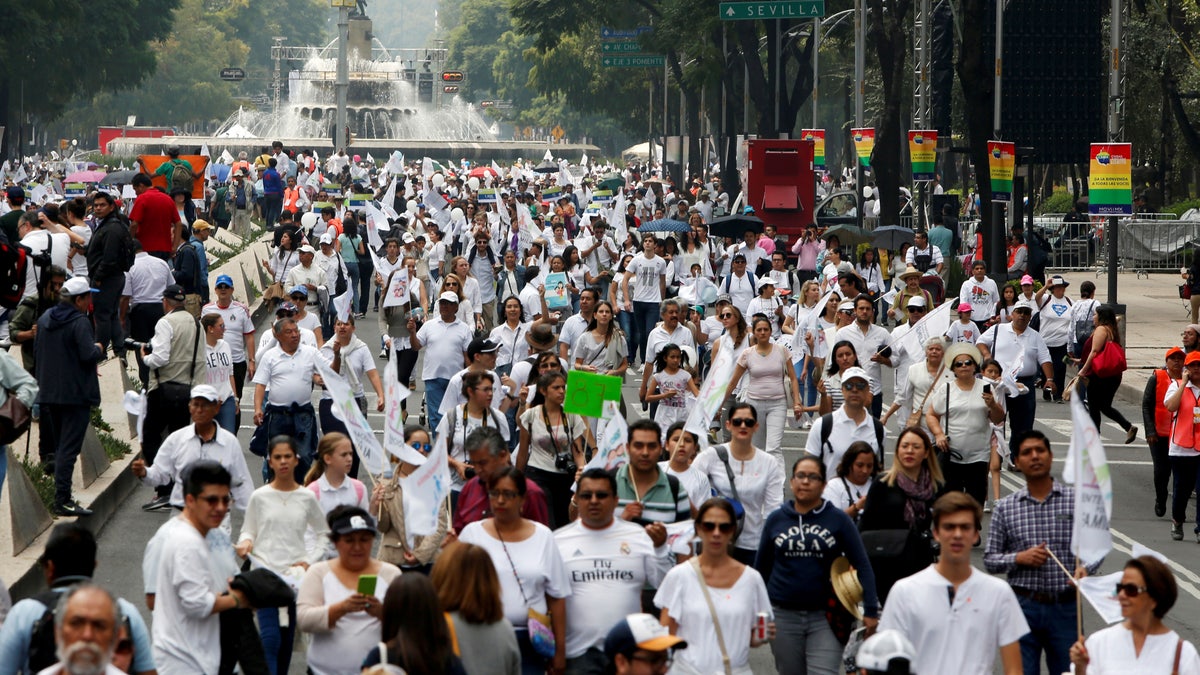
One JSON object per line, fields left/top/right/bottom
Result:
{"left": 20, "top": 230, "right": 71, "bottom": 298}
{"left": 878, "top": 565, "right": 1029, "bottom": 675}
{"left": 204, "top": 340, "right": 235, "bottom": 401}
{"left": 252, "top": 344, "right": 324, "bottom": 406}
{"left": 554, "top": 520, "right": 667, "bottom": 658}
{"left": 835, "top": 323, "right": 892, "bottom": 395}
{"left": 318, "top": 340, "right": 376, "bottom": 399}
{"left": 201, "top": 301, "right": 255, "bottom": 362}
{"left": 237, "top": 485, "right": 330, "bottom": 572}
{"left": 822, "top": 476, "right": 874, "bottom": 512}
{"left": 660, "top": 461, "right": 712, "bottom": 511}
{"left": 626, "top": 254, "right": 667, "bottom": 303}
{"left": 653, "top": 563, "right": 772, "bottom": 675}
{"left": 438, "top": 404, "right": 510, "bottom": 488}
{"left": 415, "top": 317, "right": 473, "bottom": 380}
{"left": 959, "top": 277, "right": 1000, "bottom": 322}
{"left": 152, "top": 517, "right": 224, "bottom": 675}
{"left": 692, "top": 446, "right": 784, "bottom": 550}
{"left": 928, "top": 379, "right": 995, "bottom": 463}
{"left": 1083, "top": 625, "right": 1200, "bottom": 675}
{"left": 1037, "top": 294, "right": 1073, "bottom": 347}
{"left": 745, "top": 295, "right": 783, "bottom": 337}
{"left": 458, "top": 522, "right": 572, "bottom": 627}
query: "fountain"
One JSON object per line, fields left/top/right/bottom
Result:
{"left": 105, "top": 14, "right": 597, "bottom": 161}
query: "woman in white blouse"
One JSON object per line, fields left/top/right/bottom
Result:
{"left": 458, "top": 466, "right": 571, "bottom": 675}
{"left": 692, "top": 402, "right": 785, "bottom": 565}
{"left": 821, "top": 441, "right": 878, "bottom": 522}
{"left": 654, "top": 498, "right": 774, "bottom": 675}
{"left": 1070, "top": 556, "right": 1200, "bottom": 674}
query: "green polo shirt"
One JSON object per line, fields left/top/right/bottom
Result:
{"left": 615, "top": 464, "right": 690, "bottom": 525}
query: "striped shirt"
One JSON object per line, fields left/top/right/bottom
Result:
{"left": 615, "top": 465, "right": 690, "bottom": 525}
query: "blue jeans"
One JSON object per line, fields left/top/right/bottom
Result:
{"left": 344, "top": 261, "right": 361, "bottom": 313}
{"left": 1016, "top": 595, "right": 1076, "bottom": 675}
{"left": 618, "top": 310, "right": 636, "bottom": 364}
{"left": 795, "top": 358, "right": 819, "bottom": 409}
{"left": 425, "top": 378, "right": 450, "bottom": 433}
{"left": 771, "top": 607, "right": 842, "bottom": 675}
{"left": 262, "top": 403, "right": 317, "bottom": 482}
{"left": 257, "top": 602, "right": 296, "bottom": 675}
{"left": 215, "top": 397, "right": 237, "bottom": 435}
{"left": 631, "top": 301, "right": 659, "bottom": 364}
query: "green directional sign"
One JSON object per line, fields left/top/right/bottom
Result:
{"left": 601, "top": 55, "right": 666, "bottom": 67}
{"left": 602, "top": 41, "right": 644, "bottom": 53}
{"left": 719, "top": 0, "right": 825, "bottom": 19}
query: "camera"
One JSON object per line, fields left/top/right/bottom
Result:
{"left": 554, "top": 454, "right": 577, "bottom": 474}
{"left": 124, "top": 338, "right": 151, "bottom": 354}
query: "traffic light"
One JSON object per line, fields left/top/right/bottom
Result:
{"left": 441, "top": 71, "right": 464, "bottom": 83}
{"left": 443, "top": 85, "right": 460, "bottom": 94}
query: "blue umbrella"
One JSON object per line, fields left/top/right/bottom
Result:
{"left": 638, "top": 218, "right": 690, "bottom": 233}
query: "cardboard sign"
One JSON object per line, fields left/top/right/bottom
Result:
{"left": 564, "top": 369, "right": 623, "bottom": 418}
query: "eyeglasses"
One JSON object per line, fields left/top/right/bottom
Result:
{"left": 631, "top": 652, "right": 673, "bottom": 669}
{"left": 488, "top": 489, "right": 520, "bottom": 500}
{"left": 577, "top": 491, "right": 612, "bottom": 501}
{"left": 729, "top": 417, "right": 756, "bottom": 427}
{"left": 410, "top": 442, "right": 432, "bottom": 453}
{"left": 793, "top": 472, "right": 824, "bottom": 483}
{"left": 199, "top": 495, "right": 232, "bottom": 506}
{"left": 698, "top": 521, "right": 736, "bottom": 533}
{"left": 475, "top": 386, "right": 495, "bottom": 393}
{"left": 1115, "top": 583, "right": 1148, "bottom": 597}
{"left": 952, "top": 360, "right": 976, "bottom": 368}
{"left": 842, "top": 381, "right": 869, "bottom": 391}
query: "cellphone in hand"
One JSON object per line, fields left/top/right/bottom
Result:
{"left": 983, "top": 384, "right": 992, "bottom": 395}
{"left": 357, "top": 574, "right": 377, "bottom": 596}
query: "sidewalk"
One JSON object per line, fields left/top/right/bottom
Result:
{"left": 1049, "top": 268, "right": 1190, "bottom": 405}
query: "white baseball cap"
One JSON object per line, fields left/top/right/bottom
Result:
{"left": 841, "top": 367, "right": 870, "bottom": 384}
{"left": 190, "top": 385, "right": 221, "bottom": 402}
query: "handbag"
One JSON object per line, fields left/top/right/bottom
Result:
{"left": 497, "top": 527, "right": 556, "bottom": 660}
{"left": 713, "top": 445, "right": 746, "bottom": 538}
{"left": 1091, "top": 340, "right": 1127, "bottom": 378}
{"left": 0, "top": 393, "right": 32, "bottom": 445}
{"left": 858, "top": 529, "right": 910, "bottom": 559}
{"left": 905, "top": 363, "right": 944, "bottom": 428}
{"left": 691, "top": 558, "right": 734, "bottom": 675}
{"left": 263, "top": 281, "right": 285, "bottom": 302}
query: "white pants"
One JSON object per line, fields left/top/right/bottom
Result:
{"left": 745, "top": 395, "right": 788, "bottom": 464}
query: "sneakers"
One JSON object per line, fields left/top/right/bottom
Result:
{"left": 54, "top": 500, "right": 93, "bottom": 518}
{"left": 800, "top": 419, "right": 812, "bottom": 430}
{"left": 983, "top": 500, "right": 993, "bottom": 513}
{"left": 142, "top": 495, "right": 172, "bottom": 512}
{"left": 1125, "top": 426, "right": 1139, "bottom": 444}
{"left": 1172, "top": 522, "right": 1184, "bottom": 541}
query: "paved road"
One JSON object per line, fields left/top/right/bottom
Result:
{"left": 89, "top": 309, "right": 1200, "bottom": 674}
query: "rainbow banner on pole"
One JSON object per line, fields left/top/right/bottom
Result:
{"left": 908, "top": 130, "right": 937, "bottom": 181}
{"left": 1088, "top": 143, "right": 1132, "bottom": 216}
{"left": 801, "top": 129, "right": 826, "bottom": 172}
{"left": 851, "top": 128, "right": 874, "bottom": 168}
{"left": 987, "top": 141, "right": 1015, "bottom": 203}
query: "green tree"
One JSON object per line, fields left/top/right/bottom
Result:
{"left": 446, "top": 0, "right": 512, "bottom": 99}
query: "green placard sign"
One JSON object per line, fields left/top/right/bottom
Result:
{"left": 601, "top": 55, "right": 666, "bottom": 68}
{"left": 719, "top": 0, "right": 825, "bottom": 20}
{"left": 602, "top": 42, "right": 644, "bottom": 53}
{"left": 564, "top": 370, "right": 624, "bottom": 418}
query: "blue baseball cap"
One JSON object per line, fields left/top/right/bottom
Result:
{"left": 215, "top": 274, "right": 234, "bottom": 288}
{"left": 289, "top": 285, "right": 309, "bottom": 298}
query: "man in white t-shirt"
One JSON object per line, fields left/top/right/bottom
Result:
{"left": 879, "top": 492, "right": 1028, "bottom": 675}
{"left": 722, "top": 254, "right": 758, "bottom": 315}
{"left": 153, "top": 461, "right": 250, "bottom": 675}
{"left": 18, "top": 210, "right": 73, "bottom": 298}
{"left": 559, "top": 288, "right": 598, "bottom": 360}
{"left": 555, "top": 469, "right": 670, "bottom": 673}
{"left": 622, "top": 238, "right": 668, "bottom": 365}
{"left": 804, "top": 367, "right": 886, "bottom": 475}
{"left": 252, "top": 317, "right": 326, "bottom": 479}
{"left": 409, "top": 292, "right": 473, "bottom": 432}
{"left": 202, "top": 275, "right": 256, "bottom": 416}
{"left": 958, "top": 260, "right": 1000, "bottom": 329}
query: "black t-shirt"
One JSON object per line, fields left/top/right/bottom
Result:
{"left": 0, "top": 209, "right": 22, "bottom": 245}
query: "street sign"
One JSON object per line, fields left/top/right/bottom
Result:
{"left": 719, "top": 0, "right": 825, "bottom": 19}
{"left": 443, "top": 85, "right": 460, "bottom": 94}
{"left": 602, "top": 41, "right": 644, "bottom": 53}
{"left": 551, "top": 125, "right": 565, "bottom": 140}
{"left": 441, "top": 71, "right": 465, "bottom": 83}
{"left": 600, "top": 26, "right": 653, "bottom": 39}
{"left": 220, "top": 68, "right": 246, "bottom": 81}
{"left": 601, "top": 55, "right": 665, "bottom": 68}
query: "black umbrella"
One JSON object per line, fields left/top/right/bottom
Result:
{"left": 821, "top": 224, "right": 870, "bottom": 247}
{"left": 99, "top": 169, "right": 137, "bottom": 185}
{"left": 872, "top": 225, "right": 915, "bottom": 250}
{"left": 709, "top": 214, "right": 765, "bottom": 239}
{"left": 638, "top": 218, "right": 691, "bottom": 233}
{"left": 533, "top": 160, "right": 558, "bottom": 174}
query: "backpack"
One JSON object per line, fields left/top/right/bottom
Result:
{"left": 818, "top": 412, "right": 885, "bottom": 467}
{"left": 0, "top": 241, "right": 30, "bottom": 309}
{"left": 308, "top": 477, "right": 365, "bottom": 504}
{"left": 334, "top": 254, "right": 348, "bottom": 296}
{"left": 27, "top": 589, "right": 62, "bottom": 673}
{"left": 168, "top": 159, "right": 196, "bottom": 195}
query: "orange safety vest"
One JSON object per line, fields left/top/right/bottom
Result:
{"left": 1154, "top": 370, "right": 1174, "bottom": 438}
{"left": 1170, "top": 382, "right": 1200, "bottom": 448}
{"left": 284, "top": 188, "right": 301, "bottom": 213}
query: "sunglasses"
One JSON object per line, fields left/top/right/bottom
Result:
{"left": 1115, "top": 583, "right": 1148, "bottom": 597}
{"left": 698, "top": 521, "right": 736, "bottom": 533}
{"left": 952, "top": 360, "right": 976, "bottom": 368}
{"left": 842, "top": 381, "right": 869, "bottom": 391}
{"left": 719, "top": 313, "right": 733, "bottom": 320}
{"left": 729, "top": 417, "right": 756, "bottom": 427}
{"left": 839, "top": 309, "right": 853, "bottom": 315}
{"left": 199, "top": 495, "right": 232, "bottom": 506}
{"left": 577, "top": 491, "right": 612, "bottom": 501}
{"left": 410, "top": 442, "right": 432, "bottom": 453}
{"left": 907, "top": 306, "right": 926, "bottom": 313}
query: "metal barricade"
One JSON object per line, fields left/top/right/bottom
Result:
{"left": 1117, "top": 219, "right": 1200, "bottom": 272}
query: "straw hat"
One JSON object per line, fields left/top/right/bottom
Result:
{"left": 898, "top": 265, "right": 922, "bottom": 282}
{"left": 944, "top": 342, "right": 983, "bottom": 368}
{"left": 830, "top": 556, "right": 864, "bottom": 619}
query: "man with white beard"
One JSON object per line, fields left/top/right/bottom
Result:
{"left": 40, "top": 584, "right": 125, "bottom": 675}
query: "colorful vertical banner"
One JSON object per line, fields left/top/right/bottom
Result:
{"left": 908, "top": 130, "right": 938, "bottom": 182}
{"left": 1087, "top": 143, "right": 1132, "bottom": 216}
{"left": 851, "top": 128, "right": 874, "bottom": 168}
{"left": 801, "top": 129, "right": 826, "bottom": 172}
{"left": 987, "top": 141, "right": 1015, "bottom": 203}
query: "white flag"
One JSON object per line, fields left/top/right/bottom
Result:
{"left": 400, "top": 430, "right": 452, "bottom": 536}
{"left": 382, "top": 268, "right": 410, "bottom": 309}
{"left": 1063, "top": 393, "right": 1113, "bottom": 567}
{"left": 422, "top": 157, "right": 435, "bottom": 178}
{"left": 1077, "top": 571, "right": 1124, "bottom": 625}
{"left": 802, "top": 290, "right": 837, "bottom": 361}
{"left": 386, "top": 151, "right": 405, "bottom": 174}
{"left": 317, "top": 360, "right": 387, "bottom": 476}
{"left": 382, "top": 345, "right": 424, "bottom": 465}
{"left": 491, "top": 160, "right": 502, "bottom": 178}
{"left": 584, "top": 401, "right": 628, "bottom": 471}
{"left": 890, "top": 299, "right": 953, "bottom": 358}
{"left": 332, "top": 289, "right": 353, "bottom": 323}
{"left": 685, "top": 338, "right": 739, "bottom": 439}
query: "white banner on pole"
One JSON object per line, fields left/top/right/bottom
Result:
{"left": 684, "top": 338, "right": 738, "bottom": 440}
{"left": 317, "top": 360, "right": 387, "bottom": 476}
{"left": 400, "top": 431, "right": 451, "bottom": 536}
{"left": 1063, "top": 394, "right": 1114, "bottom": 567}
